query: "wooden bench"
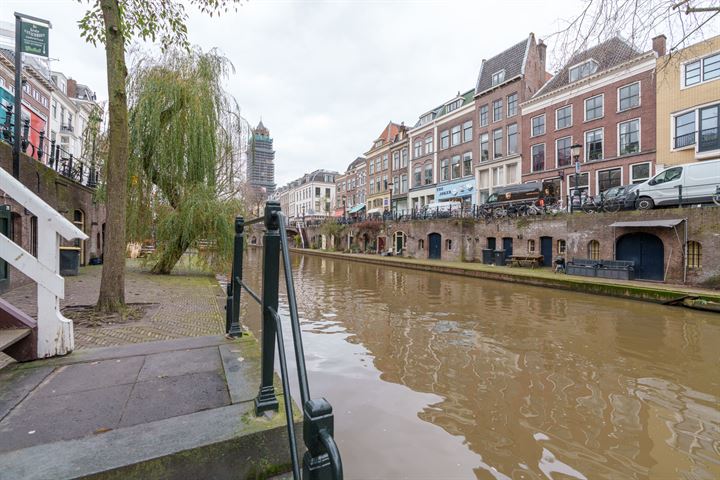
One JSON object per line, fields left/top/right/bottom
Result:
{"left": 508, "top": 255, "right": 544, "bottom": 269}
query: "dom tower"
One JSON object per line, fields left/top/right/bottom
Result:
{"left": 246, "top": 120, "right": 276, "bottom": 198}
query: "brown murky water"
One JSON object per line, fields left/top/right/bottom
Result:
{"left": 241, "top": 250, "right": 720, "bottom": 480}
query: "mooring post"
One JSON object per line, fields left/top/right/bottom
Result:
{"left": 255, "top": 201, "right": 281, "bottom": 415}
{"left": 303, "top": 398, "right": 341, "bottom": 480}
{"left": 228, "top": 216, "right": 244, "bottom": 337}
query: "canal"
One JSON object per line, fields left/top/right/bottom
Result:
{"left": 241, "top": 249, "right": 720, "bottom": 479}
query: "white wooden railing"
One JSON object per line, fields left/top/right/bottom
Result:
{"left": 0, "top": 168, "right": 87, "bottom": 358}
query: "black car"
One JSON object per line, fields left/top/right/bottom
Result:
{"left": 602, "top": 184, "right": 639, "bottom": 210}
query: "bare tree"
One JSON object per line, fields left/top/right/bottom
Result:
{"left": 548, "top": 0, "right": 720, "bottom": 69}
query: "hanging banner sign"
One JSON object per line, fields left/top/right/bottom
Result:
{"left": 21, "top": 21, "right": 49, "bottom": 57}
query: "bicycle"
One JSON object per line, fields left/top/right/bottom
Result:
{"left": 581, "top": 194, "right": 622, "bottom": 213}
{"left": 713, "top": 186, "right": 720, "bottom": 206}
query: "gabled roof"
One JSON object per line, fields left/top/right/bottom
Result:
{"left": 535, "top": 37, "right": 642, "bottom": 97}
{"left": 366, "top": 121, "right": 403, "bottom": 153}
{"left": 347, "top": 156, "right": 366, "bottom": 171}
{"left": 475, "top": 36, "right": 531, "bottom": 96}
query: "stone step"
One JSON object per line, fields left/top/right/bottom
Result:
{"left": 0, "top": 328, "right": 31, "bottom": 352}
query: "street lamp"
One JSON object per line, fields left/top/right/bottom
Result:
{"left": 388, "top": 181, "right": 395, "bottom": 220}
{"left": 570, "top": 143, "right": 583, "bottom": 212}
{"left": 342, "top": 195, "right": 347, "bottom": 221}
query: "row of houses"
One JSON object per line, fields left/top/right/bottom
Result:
{"left": 276, "top": 33, "right": 718, "bottom": 221}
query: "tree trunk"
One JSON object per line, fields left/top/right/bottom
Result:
{"left": 150, "top": 237, "right": 193, "bottom": 275}
{"left": 96, "top": 0, "right": 129, "bottom": 313}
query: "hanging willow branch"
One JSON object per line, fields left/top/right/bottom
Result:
{"left": 127, "top": 48, "right": 246, "bottom": 274}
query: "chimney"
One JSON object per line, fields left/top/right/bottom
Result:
{"left": 538, "top": 39, "right": 547, "bottom": 72}
{"left": 652, "top": 35, "right": 666, "bottom": 57}
{"left": 66, "top": 78, "right": 78, "bottom": 99}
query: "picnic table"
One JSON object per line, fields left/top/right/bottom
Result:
{"left": 508, "top": 254, "right": 544, "bottom": 269}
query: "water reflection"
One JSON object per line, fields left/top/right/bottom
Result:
{"left": 241, "top": 249, "right": 720, "bottom": 479}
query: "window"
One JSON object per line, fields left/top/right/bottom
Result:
{"left": 618, "top": 82, "right": 640, "bottom": 111}
{"left": 507, "top": 123, "right": 518, "bottom": 155}
{"left": 418, "top": 239, "right": 424, "bottom": 249}
{"left": 598, "top": 168, "right": 621, "bottom": 193}
{"left": 424, "top": 164, "right": 433, "bottom": 185}
{"left": 402, "top": 148, "right": 408, "bottom": 167}
{"left": 315, "top": 187, "right": 320, "bottom": 196}
{"left": 451, "top": 155, "right": 461, "bottom": 179}
{"left": 376, "top": 176, "right": 381, "bottom": 192}
{"left": 687, "top": 241, "right": 702, "bottom": 268}
{"left": 492, "top": 166, "right": 503, "bottom": 186}
{"left": 556, "top": 136, "right": 572, "bottom": 167}
{"left": 479, "top": 104, "right": 489, "bottom": 126}
{"left": 383, "top": 175, "right": 388, "bottom": 190}
{"left": 674, "top": 111, "right": 696, "bottom": 149}
{"left": 446, "top": 99, "right": 463, "bottom": 113}
{"left": 699, "top": 104, "right": 720, "bottom": 152}
{"left": 375, "top": 158, "right": 380, "bottom": 171}
{"left": 531, "top": 144, "right": 545, "bottom": 172}
{"left": 493, "top": 129, "right": 503, "bottom": 158}
{"left": 424, "top": 136, "right": 433, "bottom": 154}
{"left": 585, "top": 95, "right": 603, "bottom": 121}
{"left": 557, "top": 239, "right": 566, "bottom": 255}
{"left": 506, "top": 163, "right": 518, "bottom": 184}
{"left": 619, "top": 119, "right": 640, "bottom": 155}
{"left": 480, "top": 133, "right": 489, "bottom": 162}
{"left": 446, "top": 239, "right": 453, "bottom": 250}
{"left": 492, "top": 70, "right": 505, "bottom": 86}
{"left": 684, "top": 53, "right": 720, "bottom": 86}
{"left": 569, "top": 60, "right": 598, "bottom": 82}
{"left": 414, "top": 166, "right": 422, "bottom": 187}
{"left": 382, "top": 154, "right": 388, "bottom": 170}
{"left": 585, "top": 129, "right": 603, "bottom": 161}
{"left": 527, "top": 239, "right": 536, "bottom": 253}
{"left": 463, "top": 121, "right": 473, "bottom": 142}
{"left": 651, "top": 166, "right": 682, "bottom": 185}
{"left": 569, "top": 172, "right": 589, "bottom": 195}
{"left": 531, "top": 114, "right": 545, "bottom": 137}
{"left": 401, "top": 174, "right": 408, "bottom": 193}
{"left": 414, "top": 140, "right": 422, "bottom": 158}
{"left": 556, "top": 105, "right": 572, "bottom": 129}
{"left": 451, "top": 125, "right": 461, "bottom": 146}
{"left": 419, "top": 113, "right": 433, "bottom": 126}
{"left": 631, "top": 163, "right": 651, "bottom": 184}
{"left": 463, "top": 152, "right": 472, "bottom": 176}
{"left": 369, "top": 162, "right": 374, "bottom": 175}
{"left": 393, "top": 151, "right": 400, "bottom": 170}
{"left": 440, "top": 130, "right": 449, "bottom": 149}
{"left": 507, "top": 93, "right": 518, "bottom": 117}
{"left": 441, "top": 159, "right": 449, "bottom": 181}
{"left": 493, "top": 99, "right": 503, "bottom": 122}
{"left": 587, "top": 240, "right": 600, "bottom": 260}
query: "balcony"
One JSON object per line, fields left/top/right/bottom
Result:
{"left": 698, "top": 127, "right": 719, "bottom": 153}
{"left": 674, "top": 132, "right": 696, "bottom": 149}
{"left": 60, "top": 124, "right": 74, "bottom": 133}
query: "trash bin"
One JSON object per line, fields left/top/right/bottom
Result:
{"left": 494, "top": 249, "right": 506, "bottom": 266}
{"left": 482, "top": 248, "right": 494, "bottom": 265}
{"left": 60, "top": 247, "right": 81, "bottom": 276}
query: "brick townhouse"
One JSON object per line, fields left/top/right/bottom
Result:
{"left": 364, "top": 122, "right": 403, "bottom": 215}
{"left": 389, "top": 129, "right": 410, "bottom": 213}
{"left": 474, "top": 34, "right": 547, "bottom": 203}
{"left": 407, "top": 104, "right": 440, "bottom": 210}
{"left": 520, "top": 36, "right": 661, "bottom": 200}
{"left": 335, "top": 156, "right": 367, "bottom": 217}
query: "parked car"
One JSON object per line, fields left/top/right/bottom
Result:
{"left": 601, "top": 184, "right": 639, "bottom": 210}
{"left": 634, "top": 159, "right": 720, "bottom": 209}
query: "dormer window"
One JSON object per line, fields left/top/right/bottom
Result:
{"left": 491, "top": 70, "right": 505, "bottom": 86}
{"left": 374, "top": 140, "right": 383, "bottom": 148}
{"left": 419, "top": 113, "right": 433, "bottom": 125}
{"left": 446, "top": 99, "right": 463, "bottom": 113}
{"left": 569, "top": 60, "right": 598, "bottom": 82}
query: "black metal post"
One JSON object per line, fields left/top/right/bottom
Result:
{"left": 228, "top": 216, "right": 244, "bottom": 338}
{"left": 21, "top": 118, "right": 29, "bottom": 153}
{"left": 13, "top": 13, "right": 22, "bottom": 178}
{"left": 303, "top": 398, "right": 342, "bottom": 480}
{"left": 68, "top": 154, "right": 74, "bottom": 178}
{"left": 37, "top": 130, "right": 44, "bottom": 161}
{"left": 255, "top": 201, "right": 281, "bottom": 415}
{"left": 3, "top": 105, "right": 12, "bottom": 142}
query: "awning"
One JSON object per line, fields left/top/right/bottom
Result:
{"left": 609, "top": 219, "right": 684, "bottom": 228}
{"left": 367, "top": 208, "right": 383, "bottom": 215}
{"left": 348, "top": 203, "right": 366, "bottom": 214}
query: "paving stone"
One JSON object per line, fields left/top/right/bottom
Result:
{"left": 0, "top": 383, "right": 133, "bottom": 452}
{"left": 137, "top": 346, "right": 221, "bottom": 381}
{"left": 118, "top": 371, "right": 230, "bottom": 428}
{"left": 35, "top": 356, "right": 145, "bottom": 397}
{"left": 0, "top": 366, "right": 54, "bottom": 420}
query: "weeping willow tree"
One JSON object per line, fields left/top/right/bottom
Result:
{"left": 127, "top": 49, "right": 246, "bottom": 274}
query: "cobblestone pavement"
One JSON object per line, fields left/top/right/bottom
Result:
{"left": 1, "top": 260, "right": 226, "bottom": 367}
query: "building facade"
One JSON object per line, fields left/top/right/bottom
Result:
{"left": 284, "top": 169, "right": 338, "bottom": 221}
{"left": 246, "top": 120, "right": 276, "bottom": 197}
{"left": 656, "top": 34, "right": 720, "bottom": 168}
{"left": 474, "top": 34, "right": 548, "bottom": 203}
{"left": 408, "top": 105, "right": 440, "bottom": 210}
{"left": 335, "top": 156, "right": 367, "bottom": 217}
{"left": 364, "top": 122, "right": 403, "bottom": 215}
{"left": 521, "top": 37, "right": 659, "bottom": 199}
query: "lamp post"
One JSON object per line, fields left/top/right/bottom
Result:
{"left": 388, "top": 181, "right": 394, "bottom": 220}
{"left": 342, "top": 195, "right": 346, "bottom": 221}
{"left": 570, "top": 143, "right": 582, "bottom": 212}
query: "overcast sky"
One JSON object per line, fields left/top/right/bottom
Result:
{"left": 3, "top": 0, "right": 634, "bottom": 185}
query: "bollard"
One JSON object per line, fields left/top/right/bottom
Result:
{"left": 303, "top": 399, "right": 342, "bottom": 480}
{"left": 255, "top": 201, "right": 281, "bottom": 415}
{"left": 228, "top": 216, "right": 244, "bottom": 338}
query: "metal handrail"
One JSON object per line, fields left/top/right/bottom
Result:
{"left": 225, "top": 201, "right": 343, "bottom": 480}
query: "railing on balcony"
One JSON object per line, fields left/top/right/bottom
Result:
{"left": 699, "top": 127, "right": 719, "bottom": 152}
{"left": 225, "top": 201, "right": 343, "bottom": 480}
{"left": 1, "top": 105, "right": 99, "bottom": 188}
{"left": 674, "top": 131, "right": 696, "bottom": 149}
{"left": 60, "top": 123, "right": 74, "bottom": 133}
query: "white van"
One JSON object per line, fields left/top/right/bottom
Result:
{"left": 634, "top": 159, "right": 720, "bottom": 209}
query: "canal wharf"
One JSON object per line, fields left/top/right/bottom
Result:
{"left": 291, "top": 248, "right": 720, "bottom": 306}
{"left": 0, "top": 334, "right": 299, "bottom": 480}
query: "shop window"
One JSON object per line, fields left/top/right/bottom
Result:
{"left": 588, "top": 240, "right": 600, "bottom": 260}
{"left": 687, "top": 241, "right": 702, "bottom": 268}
